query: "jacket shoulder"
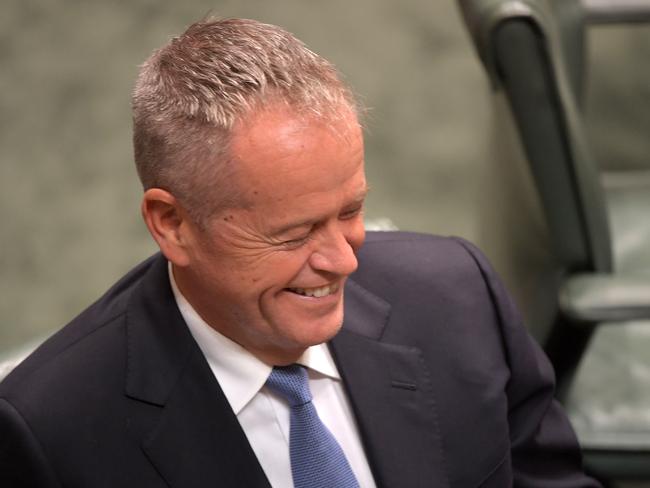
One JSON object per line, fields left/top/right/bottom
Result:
{"left": 0, "top": 254, "right": 162, "bottom": 399}
{"left": 354, "top": 231, "right": 489, "bottom": 293}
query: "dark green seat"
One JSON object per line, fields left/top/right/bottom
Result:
{"left": 458, "top": 0, "right": 650, "bottom": 483}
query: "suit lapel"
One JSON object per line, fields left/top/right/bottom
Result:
{"left": 140, "top": 348, "right": 270, "bottom": 488}
{"left": 330, "top": 279, "right": 450, "bottom": 488}
{"left": 125, "top": 256, "right": 270, "bottom": 488}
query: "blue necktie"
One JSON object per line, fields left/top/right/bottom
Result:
{"left": 266, "top": 365, "right": 360, "bottom": 488}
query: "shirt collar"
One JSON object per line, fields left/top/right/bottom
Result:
{"left": 167, "top": 262, "right": 340, "bottom": 414}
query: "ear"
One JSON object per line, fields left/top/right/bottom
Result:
{"left": 141, "top": 188, "right": 192, "bottom": 267}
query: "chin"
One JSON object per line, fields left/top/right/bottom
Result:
{"left": 268, "top": 301, "right": 346, "bottom": 349}
{"left": 300, "top": 317, "right": 344, "bottom": 347}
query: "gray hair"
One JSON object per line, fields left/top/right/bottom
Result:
{"left": 132, "top": 17, "right": 358, "bottom": 224}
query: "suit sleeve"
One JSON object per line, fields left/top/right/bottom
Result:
{"left": 0, "top": 398, "right": 62, "bottom": 488}
{"left": 453, "top": 238, "right": 602, "bottom": 488}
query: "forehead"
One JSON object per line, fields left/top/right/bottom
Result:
{"left": 229, "top": 106, "right": 365, "bottom": 206}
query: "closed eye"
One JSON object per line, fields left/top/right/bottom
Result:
{"left": 281, "top": 232, "right": 313, "bottom": 249}
{"left": 340, "top": 204, "right": 364, "bottom": 220}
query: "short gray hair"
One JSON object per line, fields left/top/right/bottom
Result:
{"left": 132, "top": 17, "right": 358, "bottom": 224}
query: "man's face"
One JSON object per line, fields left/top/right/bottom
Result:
{"left": 174, "top": 106, "right": 367, "bottom": 364}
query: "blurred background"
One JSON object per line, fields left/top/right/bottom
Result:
{"left": 1, "top": 0, "right": 648, "bottom": 485}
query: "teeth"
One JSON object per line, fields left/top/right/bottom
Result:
{"left": 290, "top": 283, "right": 339, "bottom": 298}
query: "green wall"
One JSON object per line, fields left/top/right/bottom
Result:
{"left": 1, "top": 0, "right": 648, "bottom": 351}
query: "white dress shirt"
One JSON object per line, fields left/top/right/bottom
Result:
{"left": 168, "top": 264, "right": 377, "bottom": 488}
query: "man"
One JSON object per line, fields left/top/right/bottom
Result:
{"left": 0, "top": 17, "right": 598, "bottom": 488}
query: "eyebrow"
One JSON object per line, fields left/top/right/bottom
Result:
{"left": 271, "top": 185, "right": 370, "bottom": 236}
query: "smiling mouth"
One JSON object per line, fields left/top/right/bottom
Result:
{"left": 287, "top": 282, "right": 340, "bottom": 298}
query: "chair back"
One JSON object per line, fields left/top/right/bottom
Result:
{"left": 459, "top": 0, "right": 613, "bottom": 274}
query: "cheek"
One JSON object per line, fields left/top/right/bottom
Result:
{"left": 348, "top": 220, "right": 366, "bottom": 251}
{"left": 270, "top": 249, "right": 313, "bottom": 277}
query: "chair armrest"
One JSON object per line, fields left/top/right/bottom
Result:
{"left": 582, "top": 0, "right": 650, "bottom": 24}
{"left": 560, "top": 273, "right": 650, "bottom": 323}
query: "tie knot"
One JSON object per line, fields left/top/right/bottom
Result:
{"left": 266, "top": 364, "right": 312, "bottom": 407}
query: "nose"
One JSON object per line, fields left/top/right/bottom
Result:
{"left": 308, "top": 221, "right": 364, "bottom": 277}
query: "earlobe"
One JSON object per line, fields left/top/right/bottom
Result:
{"left": 141, "top": 189, "right": 191, "bottom": 266}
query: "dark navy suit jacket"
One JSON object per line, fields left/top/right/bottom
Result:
{"left": 0, "top": 232, "right": 599, "bottom": 487}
